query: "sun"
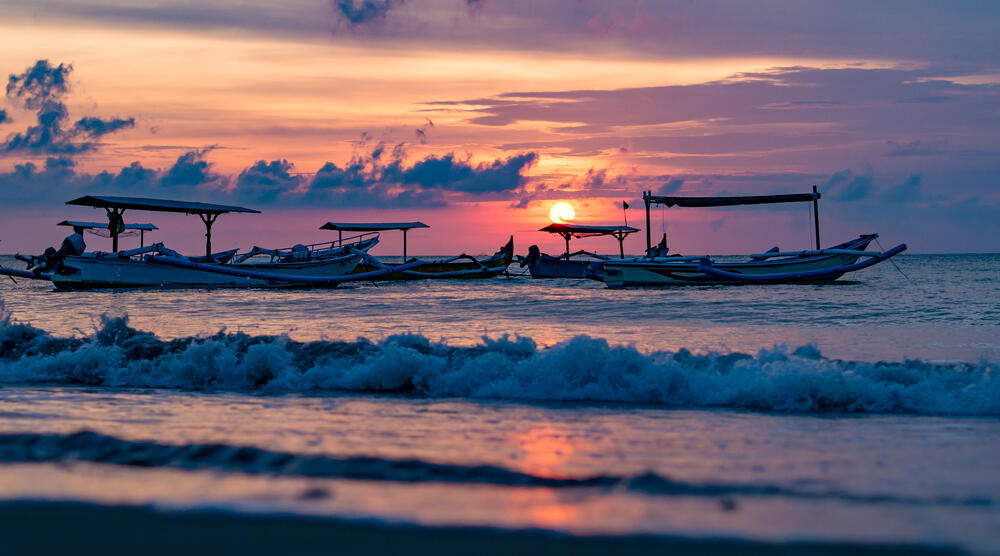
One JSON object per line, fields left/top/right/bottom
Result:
{"left": 549, "top": 201, "right": 576, "bottom": 223}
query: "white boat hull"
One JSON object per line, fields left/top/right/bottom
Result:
{"left": 50, "top": 254, "right": 363, "bottom": 289}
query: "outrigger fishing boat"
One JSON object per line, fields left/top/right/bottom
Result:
{"left": 0, "top": 196, "right": 416, "bottom": 289}
{"left": 519, "top": 223, "right": 638, "bottom": 279}
{"left": 600, "top": 188, "right": 907, "bottom": 287}
{"left": 320, "top": 222, "right": 514, "bottom": 280}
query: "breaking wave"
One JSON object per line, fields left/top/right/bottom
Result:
{"left": 0, "top": 309, "right": 997, "bottom": 415}
{"left": 0, "top": 431, "right": 990, "bottom": 507}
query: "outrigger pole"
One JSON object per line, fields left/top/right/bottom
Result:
{"left": 643, "top": 189, "right": 823, "bottom": 251}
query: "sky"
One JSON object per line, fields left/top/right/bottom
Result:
{"left": 0, "top": 0, "right": 998, "bottom": 256}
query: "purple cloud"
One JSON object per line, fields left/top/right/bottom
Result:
{"left": 3, "top": 60, "right": 135, "bottom": 155}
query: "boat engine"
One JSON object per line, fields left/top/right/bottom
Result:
{"left": 519, "top": 245, "right": 541, "bottom": 267}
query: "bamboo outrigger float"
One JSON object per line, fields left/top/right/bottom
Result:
{"left": 320, "top": 222, "right": 514, "bottom": 280}
{"left": 0, "top": 196, "right": 418, "bottom": 289}
{"left": 519, "top": 223, "right": 638, "bottom": 279}
{"left": 600, "top": 187, "right": 907, "bottom": 287}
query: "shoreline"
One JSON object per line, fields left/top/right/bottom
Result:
{"left": 0, "top": 500, "right": 961, "bottom": 556}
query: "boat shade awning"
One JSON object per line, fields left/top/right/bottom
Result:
{"left": 58, "top": 220, "right": 158, "bottom": 230}
{"left": 320, "top": 222, "right": 429, "bottom": 231}
{"left": 648, "top": 192, "right": 820, "bottom": 208}
{"left": 65, "top": 195, "right": 260, "bottom": 215}
{"left": 539, "top": 223, "right": 639, "bottom": 237}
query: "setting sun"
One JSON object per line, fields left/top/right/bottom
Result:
{"left": 549, "top": 202, "right": 576, "bottom": 223}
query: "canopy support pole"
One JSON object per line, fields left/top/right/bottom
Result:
{"left": 140, "top": 229, "right": 145, "bottom": 248}
{"left": 613, "top": 230, "right": 626, "bottom": 258}
{"left": 199, "top": 213, "right": 219, "bottom": 258}
{"left": 644, "top": 190, "right": 652, "bottom": 252}
{"left": 402, "top": 229, "right": 408, "bottom": 259}
{"left": 561, "top": 232, "right": 571, "bottom": 256}
{"left": 812, "top": 185, "right": 821, "bottom": 250}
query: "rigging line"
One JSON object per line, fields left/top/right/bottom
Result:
{"left": 875, "top": 236, "right": 912, "bottom": 283}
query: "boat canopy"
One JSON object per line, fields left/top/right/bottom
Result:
{"left": 320, "top": 222, "right": 429, "bottom": 258}
{"left": 646, "top": 192, "right": 820, "bottom": 208}
{"left": 539, "top": 223, "right": 639, "bottom": 258}
{"left": 65, "top": 195, "right": 259, "bottom": 256}
{"left": 66, "top": 196, "right": 259, "bottom": 215}
{"left": 319, "top": 222, "right": 429, "bottom": 231}
{"left": 642, "top": 186, "right": 823, "bottom": 251}
{"left": 57, "top": 220, "right": 158, "bottom": 231}
{"left": 539, "top": 223, "right": 638, "bottom": 237}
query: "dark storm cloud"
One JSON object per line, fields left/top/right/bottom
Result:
{"left": 159, "top": 148, "right": 221, "bottom": 187}
{"left": 401, "top": 152, "right": 536, "bottom": 193}
{"left": 332, "top": 0, "right": 405, "bottom": 27}
{"left": 2, "top": 60, "right": 135, "bottom": 155}
{"left": 882, "top": 174, "right": 926, "bottom": 203}
{"left": 5, "top": 60, "right": 71, "bottom": 108}
{"left": 73, "top": 116, "right": 136, "bottom": 138}
{"left": 295, "top": 145, "right": 537, "bottom": 207}
{"left": 0, "top": 109, "right": 7, "bottom": 124}
{"left": 234, "top": 159, "right": 304, "bottom": 203}
{"left": 656, "top": 176, "right": 684, "bottom": 196}
{"left": 0, "top": 149, "right": 221, "bottom": 203}
{"left": 110, "top": 161, "right": 159, "bottom": 189}
{"left": 823, "top": 169, "right": 873, "bottom": 202}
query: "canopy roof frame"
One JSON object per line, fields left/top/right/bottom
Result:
{"left": 320, "top": 222, "right": 429, "bottom": 259}
{"left": 58, "top": 219, "right": 159, "bottom": 248}
{"left": 66, "top": 195, "right": 259, "bottom": 256}
{"left": 642, "top": 186, "right": 822, "bottom": 252}
{"left": 539, "top": 223, "right": 639, "bottom": 258}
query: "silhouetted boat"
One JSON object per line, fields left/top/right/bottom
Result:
{"left": 0, "top": 196, "right": 415, "bottom": 289}
{"left": 519, "top": 223, "right": 638, "bottom": 279}
{"left": 320, "top": 222, "right": 514, "bottom": 280}
{"left": 600, "top": 188, "right": 907, "bottom": 287}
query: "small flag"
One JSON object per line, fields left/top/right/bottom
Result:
{"left": 623, "top": 200, "right": 630, "bottom": 209}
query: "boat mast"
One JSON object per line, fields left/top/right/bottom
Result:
{"left": 643, "top": 190, "right": 652, "bottom": 252}
{"left": 812, "top": 185, "right": 821, "bottom": 250}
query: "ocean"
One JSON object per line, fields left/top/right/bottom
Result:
{"left": 0, "top": 253, "right": 998, "bottom": 554}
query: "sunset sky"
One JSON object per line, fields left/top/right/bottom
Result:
{"left": 1, "top": 0, "right": 998, "bottom": 256}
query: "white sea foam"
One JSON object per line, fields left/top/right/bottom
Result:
{"left": 0, "top": 310, "right": 996, "bottom": 415}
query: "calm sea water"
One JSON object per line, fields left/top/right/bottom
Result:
{"left": 0, "top": 254, "right": 998, "bottom": 553}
